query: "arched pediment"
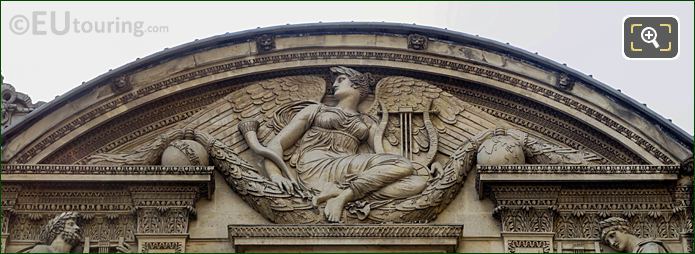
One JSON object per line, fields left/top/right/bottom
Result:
{"left": 1, "top": 22, "right": 691, "bottom": 166}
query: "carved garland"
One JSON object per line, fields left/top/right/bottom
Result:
{"left": 12, "top": 49, "right": 673, "bottom": 165}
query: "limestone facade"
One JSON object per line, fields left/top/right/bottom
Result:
{"left": 1, "top": 23, "right": 692, "bottom": 253}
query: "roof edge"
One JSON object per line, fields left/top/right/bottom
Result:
{"left": 3, "top": 22, "right": 692, "bottom": 149}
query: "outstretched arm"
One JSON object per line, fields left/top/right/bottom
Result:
{"left": 263, "top": 104, "right": 319, "bottom": 191}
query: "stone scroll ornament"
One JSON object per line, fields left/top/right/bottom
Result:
{"left": 87, "top": 67, "right": 602, "bottom": 224}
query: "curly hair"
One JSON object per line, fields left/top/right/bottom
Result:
{"left": 38, "top": 212, "right": 81, "bottom": 244}
{"left": 330, "top": 66, "right": 375, "bottom": 98}
{"left": 599, "top": 217, "right": 632, "bottom": 242}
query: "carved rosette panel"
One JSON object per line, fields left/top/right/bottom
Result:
{"left": 507, "top": 240, "right": 551, "bottom": 253}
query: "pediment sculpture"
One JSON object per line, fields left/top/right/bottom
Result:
{"left": 87, "top": 66, "right": 601, "bottom": 224}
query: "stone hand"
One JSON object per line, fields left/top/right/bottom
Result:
{"left": 270, "top": 174, "right": 295, "bottom": 193}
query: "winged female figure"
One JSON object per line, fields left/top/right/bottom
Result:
{"left": 86, "top": 66, "right": 603, "bottom": 224}
{"left": 239, "top": 67, "right": 428, "bottom": 222}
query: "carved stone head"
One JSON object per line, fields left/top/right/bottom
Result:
{"left": 600, "top": 217, "right": 633, "bottom": 252}
{"left": 408, "top": 34, "right": 428, "bottom": 50}
{"left": 38, "top": 212, "right": 83, "bottom": 246}
{"left": 557, "top": 73, "right": 575, "bottom": 91}
{"left": 256, "top": 34, "right": 275, "bottom": 52}
{"left": 111, "top": 75, "right": 132, "bottom": 93}
{"left": 330, "top": 66, "right": 374, "bottom": 99}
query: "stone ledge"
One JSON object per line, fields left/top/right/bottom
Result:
{"left": 1, "top": 164, "right": 213, "bottom": 175}
{"left": 477, "top": 164, "right": 680, "bottom": 174}
{"left": 476, "top": 165, "right": 679, "bottom": 199}
{"left": 228, "top": 224, "right": 464, "bottom": 253}
{"left": 228, "top": 224, "right": 463, "bottom": 238}
{"left": 0, "top": 164, "right": 214, "bottom": 183}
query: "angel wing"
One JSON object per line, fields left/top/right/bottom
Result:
{"left": 84, "top": 76, "right": 326, "bottom": 166}
{"left": 178, "top": 75, "right": 326, "bottom": 154}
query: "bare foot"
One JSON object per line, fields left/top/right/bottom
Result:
{"left": 324, "top": 189, "right": 353, "bottom": 223}
{"left": 312, "top": 182, "right": 342, "bottom": 207}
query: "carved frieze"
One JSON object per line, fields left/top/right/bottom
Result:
{"left": 1, "top": 164, "right": 213, "bottom": 176}
{"left": 479, "top": 165, "right": 679, "bottom": 175}
{"left": 508, "top": 240, "right": 552, "bottom": 253}
{"left": 228, "top": 224, "right": 464, "bottom": 238}
{"left": 141, "top": 241, "right": 183, "bottom": 253}
{"left": 7, "top": 185, "right": 136, "bottom": 242}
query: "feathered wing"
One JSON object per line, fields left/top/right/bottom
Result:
{"left": 179, "top": 75, "right": 326, "bottom": 153}
{"left": 84, "top": 76, "right": 325, "bottom": 165}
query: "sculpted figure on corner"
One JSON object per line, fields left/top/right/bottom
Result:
{"left": 27, "top": 212, "right": 129, "bottom": 253}
{"left": 600, "top": 217, "right": 669, "bottom": 253}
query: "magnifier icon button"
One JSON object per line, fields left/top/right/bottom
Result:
{"left": 641, "top": 27, "right": 660, "bottom": 48}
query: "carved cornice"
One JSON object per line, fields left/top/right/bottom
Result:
{"left": 478, "top": 165, "right": 680, "bottom": 174}
{"left": 129, "top": 185, "right": 200, "bottom": 208}
{"left": 228, "top": 224, "right": 464, "bottom": 238}
{"left": 14, "top": 189, "right": 133, "bottom": 213}
{"left": 557, "top": 187, "right": 677, "bottom": 215}
{"left": 1, "top": 164, "right": 213, "bottom": 175}
{"left": 478, "top": 165, "right": 679, "bottom": 198}
{"left": 11, "top": 48, "right": 674, "bottom": 165}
